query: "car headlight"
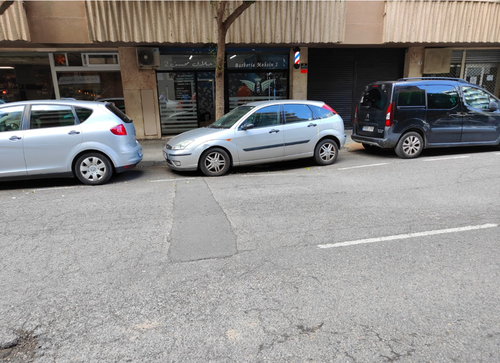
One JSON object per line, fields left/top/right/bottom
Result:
{"left": 172, "top": 139, "right": 195, "bottom": 150}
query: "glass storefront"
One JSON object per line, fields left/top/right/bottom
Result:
{"left": 157, "top": 49, "right": 289, "bottom": 135}
{"left": 0, "top": 52, "right": 54, "bottom": 102}
{"left": 0, "top": 51, "right": 123, "bottom": 108}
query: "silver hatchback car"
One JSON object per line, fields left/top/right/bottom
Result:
{"left": 164, "top": 100, "right": 346, "bottom": 176}
{"left": 0, "top": 100, "right": 143, "bottom": 185}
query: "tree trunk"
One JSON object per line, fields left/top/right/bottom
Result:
{"left": 215, "top": 3, "right": 227, "bottom": 120}
{"left": 214, "top": 1, "right": 254, "bottom": 120}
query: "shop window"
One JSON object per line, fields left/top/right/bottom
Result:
{"left": 228, "top": 72, "right": 288, "bottom": 110}
{"left": 0, "top": 53, "right": 54, "bottom": 102}
{"left": 57, "top": 72, "right": 123, "bottom": 101}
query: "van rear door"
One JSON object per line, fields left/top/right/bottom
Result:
{"left": 356, "top": 83, "right": 393, "bottom": 138}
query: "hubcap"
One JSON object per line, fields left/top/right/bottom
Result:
{"left": 205, "top": 152, "right": 226, "bottom": 173}
{"left": 80, "top": 157, "right": 106, "bottom": 181}
{"left": 402, "top": 136, "right": 421, "bottom": 155}
{"left": 320, "top": 142, "right": 336, "bottom": 161}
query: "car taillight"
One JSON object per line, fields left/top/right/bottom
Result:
{"left": 322, "top": 104, "right": 337, "bottom": 114}
{"left": 385, "top": 102, "right": 395, "bottom": 127}
{"left": 110, "top": 124, "right": 127, "bottom": 135}
{"left": 354, "top": 106, "right": 358, "bottom": 124}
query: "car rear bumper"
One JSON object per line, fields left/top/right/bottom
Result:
{"left": 351, "top": 129, "right": 398, "bottom": 148}
{"left": 115, "top": 144, "right": 143, "bottom": 172}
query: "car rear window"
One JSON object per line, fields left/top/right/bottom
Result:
{"left": 75, "top": 107, "right": 93, "bottom": 123}
{"left": 105, "top": 103, "right": 132, "bottom": 123}
{"left": 360, "top": 84, "right": 391, "bottom": 110}
{"left": 310, "top": 105, "right": 334, "bottom": 119}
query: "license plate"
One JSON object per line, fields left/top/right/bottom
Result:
{"left": 362, "top": 126, "right": 374, "bottom": 132}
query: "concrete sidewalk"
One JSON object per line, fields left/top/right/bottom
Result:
{"left": 137, "top": 129, "right": 359, "bottom": 167}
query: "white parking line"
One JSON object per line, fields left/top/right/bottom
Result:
{"left": 149, "top": 177, "right": 198, "bottom": 183}
{"left": 338, "top": 163, "right": 390, "bottom": 170}
{"left": 422, "top": 155, "right": 470, "bottom": 162}
{"left": 318, "top": 223, "right": 498, "bottom": 249}
{"left": 34, "top": 186, "right": 78, "bottom": 192}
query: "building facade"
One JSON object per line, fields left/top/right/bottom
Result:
{"left": 0, "top": 0, "right": 499, "bottom": 139}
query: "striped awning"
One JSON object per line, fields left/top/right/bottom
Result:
{"left": 384, "top": 0, "right": 500, "bottom": 44}
{"left": 85, "top": 0, "right": 346, "bottom": 44}
{"left": 0, "top": 1, "right": 30, "bottom": 42}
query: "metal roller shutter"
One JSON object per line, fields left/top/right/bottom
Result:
{"left": 308, "top": 48, "right": 405, "bottom": 126}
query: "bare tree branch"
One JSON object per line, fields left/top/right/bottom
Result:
{"left": 223, "top": 1, "right": 254, "bottom": 32}
{"left": 0, "top": 1, "right": 15, "bottom": 16}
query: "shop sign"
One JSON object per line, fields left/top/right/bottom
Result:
{"left": 228, "top": 54, "right": 288, "bottom": 70}
{"left": 58, "top": 75, "right": 101, "bottom": 85}
{"left": 160, "top": 55, "right": 215, "bottom": 70}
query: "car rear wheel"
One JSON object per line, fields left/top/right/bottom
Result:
{"left": 200, "top": 148, "right": 230, "bottom": 176}
{"left": 75, "top": 152, "right": 113, "bottom": 185}
{"left": 314, "top": 138, "right": 338, "bottom": 165}
{"left": 395, "top": 132, "right": 423, "bottom": 159}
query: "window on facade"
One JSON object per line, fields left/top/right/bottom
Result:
{"left": 462, "top": 86, "right": 494, "bottom": 110}
{"left": 0, "top": 106, "right": 24, "bottom": 132}
{"left": 244, "top": 106, "right": 280, "bottom": 128}
{"left": 283, "top": 104, "right": 313, "bottom": 123}
{"left": 426, "top": 85, "right": 458, "bottom": 109}
{"left": 30, "top": 105, "right": 75, "bottom": 129}
{"left": 396, "top": 86, "right": 425, "bottom": 107}
{"left": 57, "top": 71, "right": 123, "bottom": 101}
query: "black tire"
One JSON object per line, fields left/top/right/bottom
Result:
{"left": 199, "top": 148, "right": 230, "bottom": 176}
{"left": 395, "top": 132, "right": 424, "bottom": 159}
{"left": 314, "top": 138, "right": 339, "bottom": 166}
{"left": 74, "top": 152, "right": 113, "bottom": 185}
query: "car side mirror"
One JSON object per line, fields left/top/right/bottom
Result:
{"left": 488, "top": 100, "right": 499, "bottom": 112}
{"left": 241, "top": 123, "right": 254, "bottom": 131}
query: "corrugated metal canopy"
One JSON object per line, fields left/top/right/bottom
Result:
{"left": 85, "top": 0, "right": 346, "bottom": 44}
{"left": 384, "top": 0, "right": 500, "bottom": 43}
{"left": 0, "top": 1, "right": 30, "bottom": 42}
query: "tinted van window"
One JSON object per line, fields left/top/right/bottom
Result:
{"left": 462, "top": 86, "right": 495, "bottom": 110}
{"left": 396, "top": 86, "right": 425, "bottom": 107}
{"left": 360, "top": 85, "right": 390, "bottom": 110}
{"left": 427, "top": 85, "right": 458, "bottom": 109}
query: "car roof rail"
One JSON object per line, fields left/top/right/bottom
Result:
{"left": 397, "top": 77, "right": 470, "bottom": 84}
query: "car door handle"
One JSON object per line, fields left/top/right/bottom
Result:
{"left": 308, "top": 123, "right": 317, "bottom": 127}
{"left": 68, "top": 130, "right": 81, "bottom": 135}
{"left": 269, "top": 129, "right": 280, "bottom": 133}
{"left": 9, "top": 136, "right": 21, "bottom": 141}
{"left": 447, "top": 112, "right": 468, "bottom": 117}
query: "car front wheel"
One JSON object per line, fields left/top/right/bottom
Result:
{"left": 314, "top": 138, "right": 339, "bottom": 165}
{"left": 199, "top": 148, "right": 230, "bottom": 176}
{"left": 74, "top": 152, "right": 113, "bottom": 185}
{"left": 395, "top": 132, "right": 423, "bottom": 158}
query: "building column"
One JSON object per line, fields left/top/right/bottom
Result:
{"left": 403, "top": 47, "right": 424, "bottom": 78}
{"left": 290, "top": 47, "right": 308, "bottom": 99}
{"left": 119, "top": 47, "right": 161, "bottom": 140}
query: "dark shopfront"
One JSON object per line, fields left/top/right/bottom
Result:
{"left": 156, "top": 49, "right": 289, "bottom": 135}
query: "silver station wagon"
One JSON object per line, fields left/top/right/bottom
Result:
{"left": 164, "top": 100, "right": 346, "bottom": 176}
{"left": 0, "top": 100, "right": 143, "bottom": 185}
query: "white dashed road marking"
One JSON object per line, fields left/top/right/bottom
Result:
{"left": 422, "top": 155, "right": 470, "bottom": 161}
{"left": 337, "top": 163, "right": 390, "bottom": 170}
{"left": 318, "top": 223, "right": 498, "bottom": 249}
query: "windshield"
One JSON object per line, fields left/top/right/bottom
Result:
{"left": 208, "top": 106, "right": 255, "bottom": 129}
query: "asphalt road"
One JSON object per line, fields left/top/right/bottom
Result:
{"left": 1, "top": 143, "right": 500, "bottom": 362}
